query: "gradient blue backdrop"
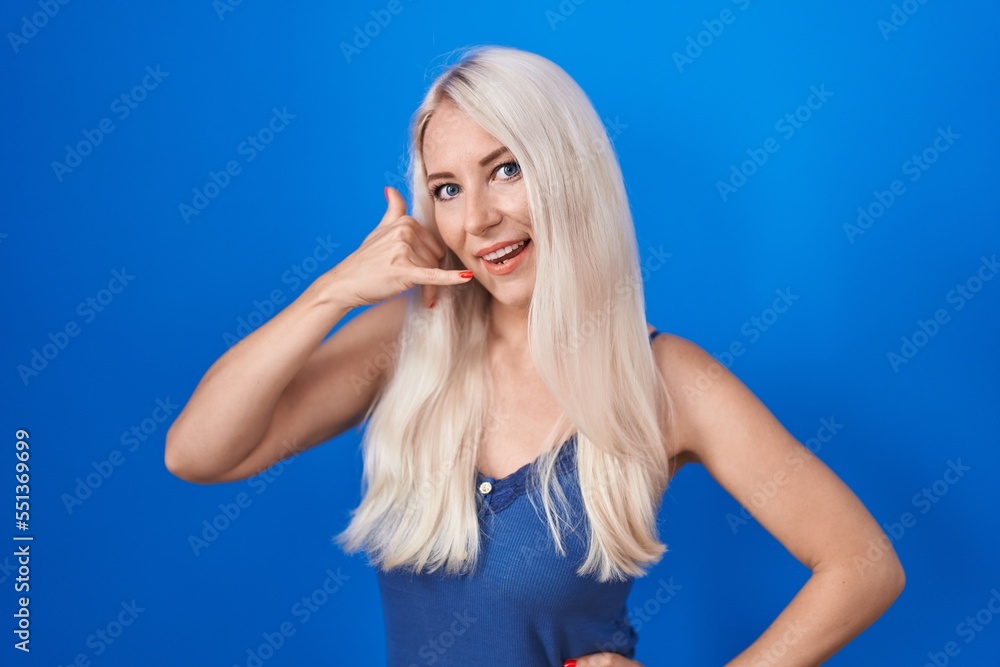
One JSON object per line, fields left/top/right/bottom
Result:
{"left": 3, "top": 1, "right": 998, "bottom": 665}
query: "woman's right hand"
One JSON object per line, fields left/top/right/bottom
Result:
{"left": 329, "top": 186, "right": 473, "bottom": 310}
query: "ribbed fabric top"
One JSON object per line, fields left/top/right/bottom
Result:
{"left": 375, "top": 329, "right": 664, "bottom": 666}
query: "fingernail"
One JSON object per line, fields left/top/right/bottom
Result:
{"left": 563, "top": 661, "right": 577, "bottom": 667}
{"left": 459, "top": 271, "right": 473, "bottom": 279}
{"left": 429, "top": 300, "right": 436, "bottom": 309}
{"left": 384, "top": 186, "right": 389, "bottom": 202}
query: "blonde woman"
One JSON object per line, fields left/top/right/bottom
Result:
{"left": 165, "top": 46, "right": 905, "bottom": 666}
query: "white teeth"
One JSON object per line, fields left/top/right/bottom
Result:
{"left": 483, "top": 240, "right": 527, "bottom": 262}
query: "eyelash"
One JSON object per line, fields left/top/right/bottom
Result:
{"left": 428, "top": 161, "right": 521, "bottom": 202}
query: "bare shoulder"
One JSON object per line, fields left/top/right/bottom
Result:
{"left": 647, "top": 326, "right": 789, "bottom": 472}
{"left": 645, "top": 326, "right": 719, "bottom": 471}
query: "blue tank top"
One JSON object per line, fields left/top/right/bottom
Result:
{"left": 375, "top": 330, "right": 665, "bottom": 666}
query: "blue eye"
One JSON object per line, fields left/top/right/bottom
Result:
{"left": 430, "top": 183, "right": 460, "bottom": 201}
{"left": 497, "top": 162, "right": 520, "bottom": 179}
{"left": 428, "top": 161, "right": 521, "bottom": 202}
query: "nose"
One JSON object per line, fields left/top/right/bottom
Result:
{"left": 462, "top": 184, "right": 501, "bottom": 236}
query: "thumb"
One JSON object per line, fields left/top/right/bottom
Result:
{"left": 378, "top": 186, "right": 408, "bottom": 227}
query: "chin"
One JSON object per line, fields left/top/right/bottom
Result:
{"left": 488, "top": 285, "right": 532, "bottom": 310}
{"left": 479, "top": 256, "right": 535, "bottom": 310}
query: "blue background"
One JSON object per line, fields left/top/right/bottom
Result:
{"left": 3, "top": 1, "right": 998, "bottom": 665}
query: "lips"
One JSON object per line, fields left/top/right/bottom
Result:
{"left": 483, "top": 239, "right": 529, "bottom": 264}
{"left": 476, "top": 237, "right": 530, "bottom": 258}
{"left": 478, "top": 238, "right": 532, "bottom": 277}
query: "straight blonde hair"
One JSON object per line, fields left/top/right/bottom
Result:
{"left": 335, "top": 46, "right": 676, "bottom": 583}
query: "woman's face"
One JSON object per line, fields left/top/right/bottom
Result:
{"left": 421, "top": 98, "right": 535, "bottom": 309}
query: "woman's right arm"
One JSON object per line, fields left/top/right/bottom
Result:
{"left": 164, "top": 187, "right": 471, "bottom": 484}
{"left": 164, "top": 278, "right": 404, "bottom": 484}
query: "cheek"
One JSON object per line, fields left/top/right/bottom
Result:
{"left": 498, "top": 187, "right": 531, "bottom": 221}
{"left": 513, "top": 187, "right": 532, "bottom": 221}
{"left": 434, "top": 216, "right": 463, "bottom": 248}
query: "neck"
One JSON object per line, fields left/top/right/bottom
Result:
{"left": 485, "top": 297, "right": 574, "bottom": 447}
{"left": 486, "top": 298, "right": 530, "bottom": 356}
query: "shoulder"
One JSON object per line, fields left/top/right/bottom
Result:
{"left": 644, "top": 325, "right": 734, "bottom": 471}
{"left": 645, "top": 326, "right": 713, "bottom": 385}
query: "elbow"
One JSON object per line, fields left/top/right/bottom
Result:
{"left": 879, "top": 543, "right": 907, "bottom": 599}
{"left": 822, "top": 548, "right": 906, "bottom": 609}
{"left": 867, "top": 553, "right": 906, "bottom": 610}
{"left": 887, "top": 558, "right": 906, "bottom": 600}
{"left": 164, "top": 433, "right": 198, "bottom": 483}
{"left": 164, "top": 424, "right": 221, "bottom": 485}
{"left": 873, "top": 560, "right": 906, "bottom": 617}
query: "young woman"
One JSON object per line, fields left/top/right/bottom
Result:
{"left": 165, "top": 46, "right": 905, "bottom": 666}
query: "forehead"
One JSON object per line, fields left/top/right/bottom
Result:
{"left": 422, "top": 99, "right": 502, "bottom": 170}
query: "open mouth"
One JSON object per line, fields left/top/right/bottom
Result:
{"left": 482, "top": 239, "right": 530, "bottom": 265}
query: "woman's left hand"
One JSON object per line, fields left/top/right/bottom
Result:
{"left": 563, "top": 653, "right": 644, "bottom": 667}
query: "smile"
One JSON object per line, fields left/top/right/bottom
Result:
{"left": 479, "top": 239, "right": 531, "bottom": 276}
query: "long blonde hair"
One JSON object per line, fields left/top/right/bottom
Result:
{"left": 335, "top": 46, "right": 676, "bottom": 583}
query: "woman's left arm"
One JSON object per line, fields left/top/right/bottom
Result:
{"left": 654, "top": 333, "right": 905, "bottom": 666}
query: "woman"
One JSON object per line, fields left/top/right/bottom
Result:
{"left": 165, "top": 46, "right": 905, "bottom": 666}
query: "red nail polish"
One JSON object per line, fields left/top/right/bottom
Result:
{"left": 429, "top": 300, "right": 436, "bottom": 308}
{"left": 459, "top": 271, "right": 473, "bottom": 279}
{"left": 563, "top": 661, "right": 577, "bottom": 667}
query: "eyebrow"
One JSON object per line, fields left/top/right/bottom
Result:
{"left": 425, "top": 146, "right": 512, "bottom": 182}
